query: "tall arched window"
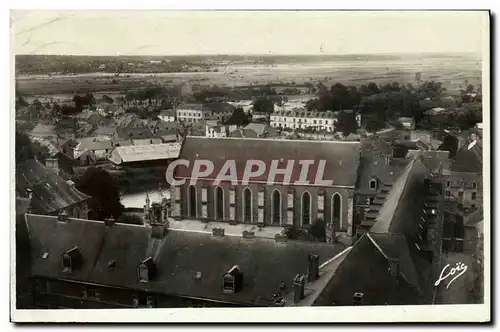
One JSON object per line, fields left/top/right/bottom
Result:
{"left": 188, "top": 185, "right": 197, "bottom": 218}
{"left": 301, "top": 191, "right": 311, "bottom": 226}
{"left": 215, "top": 186, "right": 224, "bottom": 220}
{"left": 332, "top": 193, "right": 342, "bottom": 229}
{"left": 272, "top": 190, "right": 281, "bottom": 225}
{"left": 243, "top": 188, "right": 252, "bottom": 223}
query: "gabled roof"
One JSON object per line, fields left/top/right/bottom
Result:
{"left": 25, "top": 215, "right": 347, "bottom": 306}
{"left": 76, "top": 137, "right": 114, "bottom": 152}
{"left": 176, "top": 137, "right": 361, "bottom": 187}
{"left": 16, "top": 160, "right": 90, "bottom": 214}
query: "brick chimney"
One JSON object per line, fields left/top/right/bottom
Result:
{"left": 151, "top": 223, "right": 166, "bottom": 239}
{"left": 293, "top": 274, "right": 305, "bottom": 304}
{"left": 307, "top": 253, "right": 320, "bottom": 282}
{"left": 212, "top": 228, "right": 225, "bottom": 237}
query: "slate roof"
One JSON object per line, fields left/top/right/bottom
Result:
{"left": 313, "top": 158, "right": 435, "bottom": 306}
{"left": 109, "top": 143, "right": 181, "bottom": 164}
{"left": 16, "top": 160, "right": 90, "bottom": 214}
{"left": 355, "top": 139, "right": 410, "bottom": 195}
{"left": 25, "top": 215, "right": 346, "bottom": 306}
{"left": 176, "top": 137, "right": 361, "bottom": 187}
{"left": 405, "top": 150, "right": 451, "bottom": 175}
{"left": 371, "top": 158, "right": 430, "bottom": 235}
{"left": 116, "top": 127, "right": 154, "bottom": 140}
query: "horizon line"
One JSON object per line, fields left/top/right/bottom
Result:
{"left": 15, "top": 51, "right": 481, "bottom": 57}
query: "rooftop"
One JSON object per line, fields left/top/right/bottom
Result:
{"left": 176, "top": 137, "right": 361, "bottom": 187}
{"left": 16, "top": 159, "right": 90, "bottom": 214}
{"left": 109, "top": 143, "right": 181, "bottom": 164}
{"left": 25, "top": 214, "right": 347, "bottom": 306}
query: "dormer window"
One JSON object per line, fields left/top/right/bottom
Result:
{"left": 369, "top": 178, "right": 378, "bottom": 190}
{"left": 138, "top": 257, "right": 156, "bottom": 283}
{"left": 62, "top": 246, "right": 82, "bottom": 273}
{"left": 222, "top": 265, "right": 243, "bottom": 294}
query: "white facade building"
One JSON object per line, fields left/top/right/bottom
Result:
{"left": 176, "top": 103, "right": 234, "bottom": 124}
{"left": 158, "top": 109, "right": 176, "bottom": 123}
{"left": 270, "top": 109, "right": 339, "bottom": 132}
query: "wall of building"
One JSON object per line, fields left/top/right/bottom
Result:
{"left": 173, "top": 182, "right": 354, "bottom": 234}
{"left": 31, "top": 277, "right": 245, "bottom": 309}
{"left": 444, "top": 172, "right": 482, "bottom": 209}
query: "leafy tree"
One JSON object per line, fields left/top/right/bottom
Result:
{"left": 308, "top": 218, "right": 326, "bottom": 241}
{"left": 15, "top": 132, "right": 34, "bottom": 163}
{"left": 102, "top": 95, "right": 114, "bottom": 104}
{"left": 225, "top": 107, "right": 250, "bottom": 127}
{"left": 75, "top": 167, "right": 124, "bottom": 220}
{"left": 253, "top": 97, "right": 274, "bottom": 114}
{"left": 335, "top": 111, "right": 359, "bottom": 136}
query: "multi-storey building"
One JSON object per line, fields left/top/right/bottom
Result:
{"left": 270, "top": 109, "right": 361, "bottom": 132}
{"left": 176, "top": 103, "right": 235, "bottom": 124}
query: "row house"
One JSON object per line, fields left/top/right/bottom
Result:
{"left": 176, "top": 103, "right": 235, "bottom": 124}
{"left": 270, "top": 109, "right": 361, "bottom": 133}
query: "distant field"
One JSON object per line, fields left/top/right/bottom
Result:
{"left": 15, "top": 55, "right": 482, "bottom": 97}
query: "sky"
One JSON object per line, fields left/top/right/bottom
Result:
{"left": 11, "top": 11, "right": 488, "bottom": 56}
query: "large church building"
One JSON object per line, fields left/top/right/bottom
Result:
{"left": 169, "top": 137, "right": 361, "bottom": 238}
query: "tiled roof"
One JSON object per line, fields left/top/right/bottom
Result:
{"left": 176, "top": 137, "right": 361, "bottom": 187}
{"left": 16, "top": 160, "right": 90, "bottom": 214}
{"left": 25, "top": 215, "right": 347, "bottom": 306}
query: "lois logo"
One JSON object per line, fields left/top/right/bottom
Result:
{"left": 434, "top": 262, "right": 468, "bottom": 289}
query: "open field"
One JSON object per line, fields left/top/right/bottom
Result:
{"left": 15, "top": 54, "right": 482, "bottom": 97}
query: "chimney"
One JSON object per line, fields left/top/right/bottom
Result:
{"left": 151, "top": 222, "right": 166, "bottom": 239}
{"left": 307, "top": 253, "right": 320, "bottom": 282}
{"left": 45, "top": 157, "right": 60, "bottom": 176}
{"left": 274, "top": 233, "right": 288, "bottom": 243}
{"left": 212, "top": 228, "right": 225, "bottom": 237}
{"left": 388, "top": 258, "right": 399, "bottom": 280}
{"left": 104, "top": 218, "right": 115, "bottom": 227}
{"left": 353, "top": 292, "right": 364, "bottom": 305}
{"left": 293, "top": 274, "right": 305, "bottom": 304}
{"left": 58, "top": 210, "right": 69, "bottom": 223}
{"left": 242, "top": 230, "right": 255, "bottom": 239}
{"left": 26, "top": 188, "right": 33, "bottom": 200}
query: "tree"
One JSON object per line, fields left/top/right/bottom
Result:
{"left": 102, "top": 95, "right": 114, "bottom": 104}
{"left": 253, "top": 97, "right": 274, "bottom": 114}
{"left": 15, "top": 132, "right": 34, "bottom": 163}
{"left": 15, "top": 131, "right": 50, "bottom": 164}
{"left": 75, "top": 167, "right": 124, "bottom": 220}
{"left": 335, "top": 111, "right": 359, "bottom": 136}
{"left": 225, "top": 107, "right": 250, "bottom": 127}
{"left": 308, "top": 218, "right": 326, "bottom": 241}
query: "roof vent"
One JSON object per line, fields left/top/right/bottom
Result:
{"left": 108, "top": 260, "right": 116, "bottom": 270}
{"left": 195, "top": 271, "right": 202, "bottom": 280}
{"left": 42, "top": 252, "right": 49, "bottom": 259}
{"left": 353, "top": 292, "right": 364, "bottom": 305}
